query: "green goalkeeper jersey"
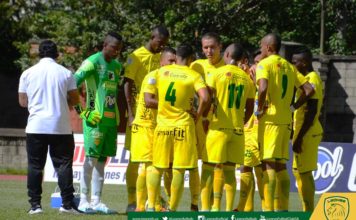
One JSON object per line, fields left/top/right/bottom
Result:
{"left": 75, "top": 52, "right": 122, "bottom": 127}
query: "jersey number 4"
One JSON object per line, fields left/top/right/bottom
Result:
{"left": 165, "top": 82, "right": 176, "bottom": 106}
{"left": 228, "top": 83, "right": 244, "bottom": 109}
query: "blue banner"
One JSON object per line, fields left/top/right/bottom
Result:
{"left": 288, "top": 142, "right": 356, "bottom": 194}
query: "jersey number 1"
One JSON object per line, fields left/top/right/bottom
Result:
{"left": 228, "top": 83, "right": 244, "bottom": 109}
{"left": 165, "top": 82, "right": 176, "bottom": 106}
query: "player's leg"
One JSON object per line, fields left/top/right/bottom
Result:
{"left": 254, "top": 165, "right": 265, "bottom": 211}
{"left": 262, "top": 160, "right": 276, "bottom": 211}
{"left": 163, "top": 166, "right": 173, "bottom": 206}
{"left": 146, "top": 165, "right": 163, "bottom": 211}
{"left": 189, "top": 167, "right": 200, "bottom": 211}
{"left": 136, "top": 163, "right": 147, "bottom": 211}
{"left": 211, "top": 164, "right": 224, "bottom": 211}
{"left": 275, "top": 161, "right": 289, "bottom": 211}
{"left": 200, "top": 162, "right": 214, "bottom": 211}
{"left": 223, "top": 163, "right": 236, "bottom": 211}
{"left": 170, "top": 168, "right": 186, "bottom": 211}
{"left": 237, "top": 166, "right": 254, "bottom": 211}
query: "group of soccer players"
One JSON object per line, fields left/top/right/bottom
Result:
{"left": 74, "top": 25, "right": 323, "bottom": 214}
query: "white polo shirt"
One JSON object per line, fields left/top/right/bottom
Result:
{"left": 18, "top": 58, "right": 77, "bottom": 134}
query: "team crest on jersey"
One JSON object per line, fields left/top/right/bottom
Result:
{"left": 324, "top": 196, "right": 349, "bottom": 220}
{"left": 108, "top": 71, "right": 115, "bottom": 80}
{"left": 258, "top": 65, "right": 263, "bottom": 70}
{"left": 148, "top": 77, "right": 156, "bottom": 85}
{"left": 226, "top": 72, "right": 232, "bottom": 77}
{"left": 127, "top": 57, "right": 133, "bottom": 65}
{"left": 164, "top": 71, "right": 170, "bottom": 76}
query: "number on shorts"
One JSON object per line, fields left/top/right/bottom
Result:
{"left": 165, "top": 82, "right": 176, "bottom": 106}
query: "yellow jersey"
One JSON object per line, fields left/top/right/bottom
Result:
{"left": 190, "top": 58, "right": 225, "bottom": 80}
{"left": 144, "top": 64, "right": 207, "bottom": 126}
{"left": 256, "top": 54, "right": 307, "bottom": 124}
{"left": 207, "top": 65, "right": 255, "bottom": 130}
{"left": 294, "top": 71, "right": 323, "bottom": 135}
{"left": 124, "top": 46, "right": 161, "bottom": 99}
{"left": 132, "top": 70, "right": 158, "bottom": 128}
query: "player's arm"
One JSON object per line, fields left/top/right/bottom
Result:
{"left": 144, "top": 92, "right": 158, "bottom": 109}
{"left": 124, "top": 77, "right": 136, "bottom": 125}
{"left": 67, "top": 89, "right": 80, "bottom": 107}
{"left": 196, "top": 87, "right": 210, "bottom": 123}
{"left": 18, "top": 93, "right": 28, "bottom": 108}
{"left": 244, "top": 98, "right": 254, "bottom": 124}
{"left": 291, "top": 81, "right": 315, "bottom": 110}
{"left": 256, "top": 78, "right": 268, "bottom": 118}
{"left": 292, "top": 99, "right": 318, "bottom": 153}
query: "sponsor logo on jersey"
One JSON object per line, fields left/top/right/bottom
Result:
{"left": 103, "top": 111, "right": 115, "bottom": 119}
{"left": 324, "top": 196, "right": 349, "bottom": 220}
{"left": 105, "top": 94, "right": 116, "bottom": 109}
{"left": 108, "top": 71, "right": 115, "bottom": 80}
{"left": 157, "top": 127, "right": 186, "bottom": 141}
{"left": 313, "top": 146, "right": 344, "bottom": 193}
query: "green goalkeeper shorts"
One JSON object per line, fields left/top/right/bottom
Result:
{"left": 83, "top": 123, "right": 117, "bottom": 157}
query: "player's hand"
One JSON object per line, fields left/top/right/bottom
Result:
{"left": 127, "top": 114, "right": 135, "bottom": 127}
{"left": 80, "top": 110, "right": 101, "bottom": 125}
{"left": 292, "top": 137, "right": 303, "bottom": 154}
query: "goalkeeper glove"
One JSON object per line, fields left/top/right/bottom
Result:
{"left": 74, "top": 104, "right": 101, "bottom": 125}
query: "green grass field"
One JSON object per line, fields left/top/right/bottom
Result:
{"left": 0, "top": 179, "right": 321, "bottom": 219}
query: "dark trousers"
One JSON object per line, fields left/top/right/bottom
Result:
{"left": 26, "top": 133, "right": 75, "bottom": 207}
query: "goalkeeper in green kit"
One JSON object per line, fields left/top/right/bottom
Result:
{"left": 74, "top": 32, "right": 123, "bottom": 214}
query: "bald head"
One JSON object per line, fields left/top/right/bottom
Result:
{"left": 223, "top": 43, "right": 244, "bottom": 65}
{"left": 260, "top": 33, "right": 281, "bottom": 57}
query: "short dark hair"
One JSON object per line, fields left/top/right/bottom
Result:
{"left": 176, "top": 43, "right": 194, "bottom": 60}
{"left": 39, "top": 40, "right": 58, "bottom": 59}
{"left": 107, "top": 31, "right": 123, "bottom": 42}
{"left": 152, "top": 25, "right": 170, "bottom": 38}
{"left": 294, "top": 47, "right": 313, "bottom": 62}
{"left": 162, "top": 46, "right": 176, "bottom": 55}
{"left": 202, "top": 32, "right": 221, "bottom": 44}
{"left": 230, "top": 43, "right": 245, "bottom": 61}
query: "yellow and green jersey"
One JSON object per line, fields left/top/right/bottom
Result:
{"left": 124, "top": 46, "right": 161, "bottom": 100}
{"left": 190, "top": 58, "right": 225, "bottom": 80}
{"left": 207, "top": 65, "right": 255, "bottom": 129}
{"left": 144, "top": 64, "right": 207, "bottom": 126}
{"left": 256, "top": 54, "right": 307, "bottom": 124}
{"left": 74, "top": 52, "right": 122, "bottom": 127}
{"left": 132, "top": 70, "right": 158, "bottom": 128}
{"left": 294, "top": 71, "right": 323, "bottom": 135}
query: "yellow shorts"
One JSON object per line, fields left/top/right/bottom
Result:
{"left": 244, "top": 130, "right": 261, "bottom": 167}
{"left": 293, "top": 133, "right": 322, "bottom": 173}
{"left": 203, "top": 127, "right": 245, "bottom": 164}
{"left": 124, "top": 123, "right": 131, "bottom": 150}
{"left": 130, "top": 124, "right": 155, "bottom": 163}
{"left": 258, "top": 123, "right": 291, "bottom": 161}
{"left": 153, "top": 124, "right": 197, "bottom": 169}
{"left": 195, "top": 118, "right": 206, "bottom": 159}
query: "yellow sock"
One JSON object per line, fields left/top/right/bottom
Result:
{"left": 170, "top": 169, "right": 185, "bottom": 211}
{"left": 212, "top": 166, "right": 224, "bottom": 211}
{"left": 155, "top": 192, "right": 162, "bottom": 211}
{"left": 126, "top": 161, "right": 139, "bottom": 205}
{"left": 276, "top": 169, "right": 290, "bottom": 211}
{"left": 254, "top": 166, "right": 265, "bottom": 211}
{"left": 189, "top": 168, "right": 200, "bottom": 207}
{"left": 223, "top": 165, "right": 236, "bottom": 211}
{"left": 263, "top": 169, "right": 276, "bottom": 211}
{"left": 274, "top": 174, "right": 281, "bottom": 211}
{"left": 163, "top": 168, "right": 172, "bottom": 204}
{"left": 136, "top": 163, "right": 147, "bottom": 211}
{"left": 294, "top": 170, "right": 315, "bottom": 211}
{"left": 238, "top": 171, "right": 254, "bottom": 211}
{"left": 146, "top": 165, "right": 161, "bottom": 210}
{"left": 200, "top": 163, "right": 214, "bottom": 211}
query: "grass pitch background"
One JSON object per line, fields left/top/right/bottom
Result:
{"left": 0, "top": 179, "right": 321, "bottom": 219}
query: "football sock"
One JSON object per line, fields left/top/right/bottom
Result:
{"left": 126, "top": 160, "right": 139, "bottom": 205}
{"left": 80, "top": 156, "right": 97, "bottom": 204}
{"left": 211, "top": 166, "right": 224, "bottom": 211}
{"left": 238, "top": 171, "right": 254, "bottom": 211}
{"left": 254, "top": 166, "right": 265, "bottom": 211}
{"left": 263, "top": 169, "right": 276, "bottom": 211}
{"left": 200, "top": 163, "right": 214, "bottom": 211}
{"left": 136, "top": 163, "right": 148, "bottom": 211}
{"left": 170, "top": 169, "right": 185, "bottom": 211}
{"left": 91, "top": 158, "right": 106, "bottom": 206}
{"left": 274, "top": 173, "right": 281, "bottom": 211}
{"left": 223, "top": 165, "right": 236, "bottom": 211}
{"left": 293, "top": 170, "right": 315, "bottom": 211}
{"left": 146, "top": 165, "right": 161, "bottom": 210}
{"left": 275, "top": 169, "right": 290, "bottom": 211}
{"left": 163, "top": 168, "right": 172, "bottom": 204}
{"left": 189, "top": 168, "right": 200, "bottom": 207}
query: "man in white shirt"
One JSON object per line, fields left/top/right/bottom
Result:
{"left": 18, "top": 40, "right": 82, "bottom": 215}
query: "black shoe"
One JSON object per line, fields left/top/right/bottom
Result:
{"left": 190, "top": 204, "right": 199, "bottom": 211}
{"left": 28, "top": 204, "right": 43, "bottom": 214}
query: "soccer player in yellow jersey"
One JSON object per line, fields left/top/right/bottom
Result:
{"left": 124, "top": 25, "right": 169, "bottom": 212}
{"left": 144, "top": 44, "right": 210, "bottom": 211}
{"left": 236, "top": 51, "right": 266, "bottom": 212}
{"left": 255, "top": 33, "right": 315, "bottom": 212}
{"left": 201, "top": 43, "right": 254, "bottom": 211}
{"left": 291, "top": 48, "right": 323, "bottom": 212}
{"left": 190, "top": 32, "right": 224, "bottom": 211}
{"left": 130, "top": 47, "right": 176, "bottom": 211}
